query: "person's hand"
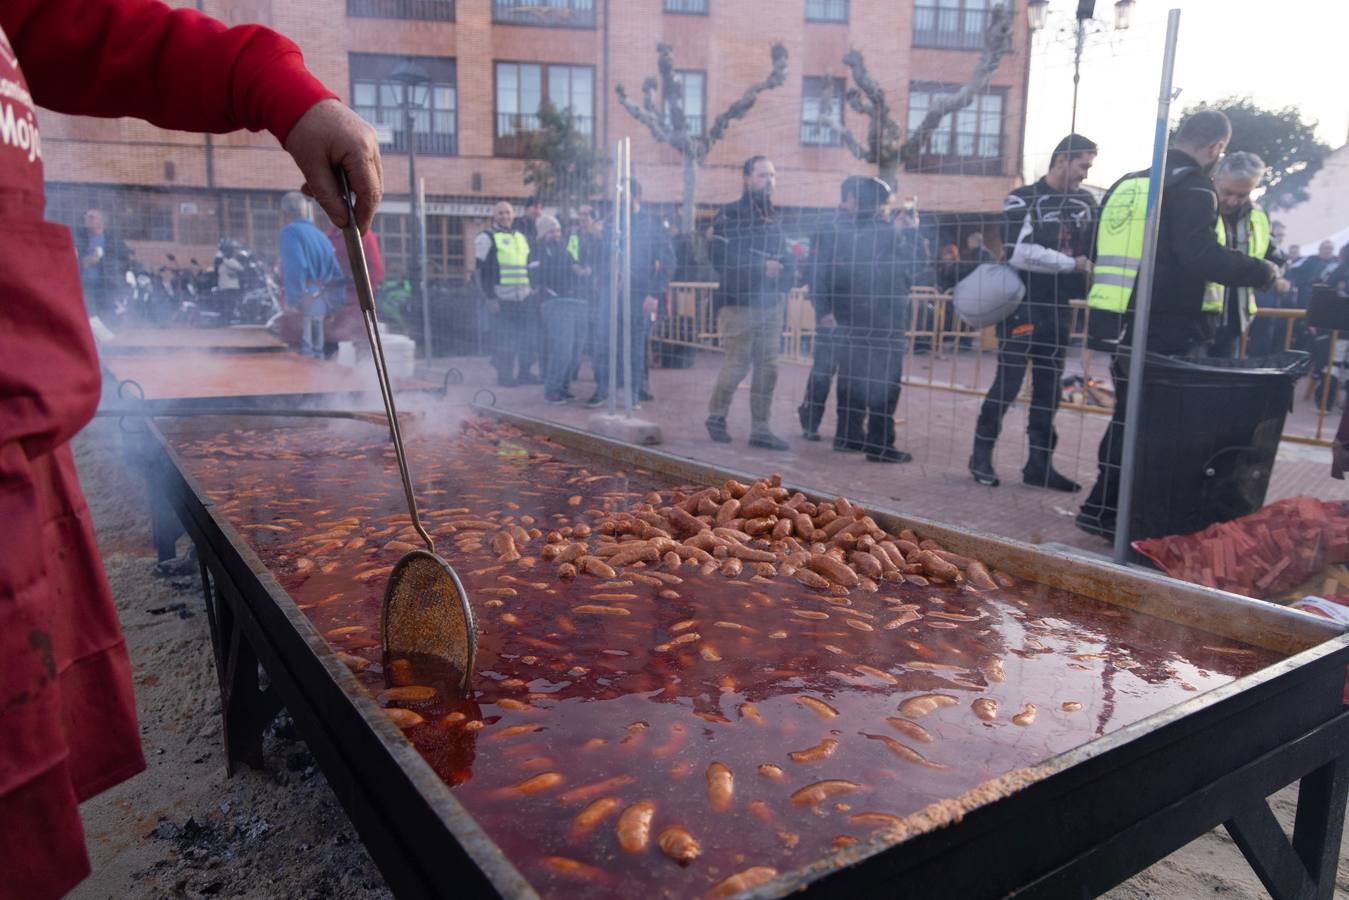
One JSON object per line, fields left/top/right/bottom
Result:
{"left": 765, "top": 259, "right": 784, "bottom": 278}
{"left": 486, "top": 299, "right": 501, "bottom": 314}
{"left": 283, "top": 99, "right": 384, "bottom": 234}
{"left": 1260, "top": 259, "right": 1280, "bottom": 288}
{"left": 820, "top": 313, "right": 837, "bottom": 329}
{"left": 1274, "top": 277, "right": 1291, "bottom": 294}
{"left": 1075, "top": 256, "right": 1093, "bottom": 275}
{"left": 642, "top": 295, "right": 659, "bottom": 315}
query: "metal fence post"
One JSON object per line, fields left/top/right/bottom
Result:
{"left": 1112, "top": 8, "right": 1182, "bottom": 565}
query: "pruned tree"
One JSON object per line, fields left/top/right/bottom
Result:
{"left": 838, "top": 2, "right": 1016, "bottom": 187}
{"left": 523, "top": 99, "right": 608, "bottom": 222}
{"left": 1175, "top": 97, "right": 1331, "bottom": 211}
{"left": 616, "top": 42, "right": 789, "bottom": 235}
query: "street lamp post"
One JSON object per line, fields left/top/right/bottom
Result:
{"left": 390, "top": 58, "right": 432, "bottom": 360}
{"left": 1030, "top": 0, "right": 1134, "bottom": 134}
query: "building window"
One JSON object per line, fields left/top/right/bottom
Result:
{"left": 800, "top": 76, "right": 845, "bottom": 146}
{"left": 492, "top": 0, "right": 595, "bottom": 27}
{"left": 676, "top": 70, "right": 705, "bottom": 135}
{"left": 374, "top": 212, "right": 465, "bottom": 280}
{"left": 664, "top": 0, "right": 707, "bottom": 12}
{"left": 906, "top": 82, "right": 1005, "bottom": 174}
{"left": 346, "top": 0, "right": 453, "bottom": 21}
{"left": 351, "top": 54, "right": 458, "bottom": 156}
{"left": 46, "top": 184, "right": 177, "bottom": 242}
{"left": 805, "top": 0, "right": 848, "bottom": 22}
{"left": 914, "top": 0, "right": 990, "bottom": 50}
{"left": 495, "top": 62, "right": 595, "bottom": 157}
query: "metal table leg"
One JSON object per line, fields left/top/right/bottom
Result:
{"left": 1225, "top": 749, "right": 1349, "bottom": 900}
{"left": 200, "top": 556, "right": 283, "bottom": 774}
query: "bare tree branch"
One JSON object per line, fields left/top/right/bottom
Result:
{"left": 900, "top": 2, "right": 1015, "bottom": 165}
{"left": 836, "top": 2, "right": 1017, "bottom": 185}
{"left": 837, "top": 123, "right": 870, "bottom": 163}
{"left": 704, "top": 42, "right": 789, "bottom": 157}
{"left": 615, "top": 41, "right": 789, "bottom": 233}
{"left": 615, "top": 82, "right": 673, "bottom": 145}
{"left": 640, "top": 76, "right": 661, "bottom": 119}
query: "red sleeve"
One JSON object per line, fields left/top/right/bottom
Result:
{"left": 2, "top": 0, "right": 337, "bottom": 144}
{"left": 363, "top": 231, "right": 385, "bottom": 286}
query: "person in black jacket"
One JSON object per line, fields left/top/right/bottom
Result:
{"left": 75, "top": 209, "right": 132, "bottom": 319}
{"left": 588, "top": 180, "right": 675, "bottom": 407}
{"left": 969, "top": 134, "right": 1099, "bottom": 492}
{"left": 820, "top": 176, "right": 914, "bottom": 462}
{"left": 1077, "top": 109, "right": 1280, "bottom": 540}
{"left": 530, "top": 214, "right": 586, "bottom": 404}
{"left": 706, "top": 155, "right": 792, "bottom": 450}
{"left": 798, "top": 176, "right": 864, "bottom": 442}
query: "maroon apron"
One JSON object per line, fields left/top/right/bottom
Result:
{"left": 0, "top": 26, "right": 145, "bottom": 900}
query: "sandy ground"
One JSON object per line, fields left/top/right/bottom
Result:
{"left": 66, "top": 412, "right": 1348, "bottom": 899}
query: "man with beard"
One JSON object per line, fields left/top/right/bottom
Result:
{"left": 706, "top": 155, "right": 791, "bottom": 450}
{"left": 1077, "top": 109, "right": 1280, "bottom": 540}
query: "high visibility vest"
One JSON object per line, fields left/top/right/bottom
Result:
{"left": 1087, "top": 174, "right": 1150, "bottom": 314}
{"left": 492, "top": 231, "right": 531, "bottom": 286}
{"left": 566, "top": 234, "right": 580, "bottom": 262}
{"left": 1203, "top": 208, "right": 1268, "bottom": 330}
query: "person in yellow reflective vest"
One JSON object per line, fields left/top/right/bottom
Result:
{"left": 1076, "top": 110, "right": 1280, "bottom": 541}
{"left": 1204, "top": 151, "right": 1290, "bottom": 358}
{"left": 474, "top": 200, "right": 537, "bottom": 387}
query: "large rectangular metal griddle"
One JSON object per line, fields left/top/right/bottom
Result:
{"left": 145, "top": 407, "right": 1349, "bottom": 900}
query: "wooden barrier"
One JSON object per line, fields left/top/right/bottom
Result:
{"left": 650, "top": 283, "right": 1334, "bottom": 447}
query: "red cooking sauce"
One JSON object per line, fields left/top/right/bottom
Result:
{"left": 164, "top": 418, "right": 1281, "bottom": 898}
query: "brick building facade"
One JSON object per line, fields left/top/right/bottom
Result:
{"left": 39, "top": 0, "right": 1031, "bottom": 278}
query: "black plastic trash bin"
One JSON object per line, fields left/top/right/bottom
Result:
{"left": 1127, "top": 350, "right": 1309, "bottom": 542}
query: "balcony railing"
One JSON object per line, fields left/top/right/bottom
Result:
{"left": 494, "top": 112, "right": 594, "bottom": 156}
{"left": 359, "top": 107, "right": 458, "bottom": 155}
{"left": 492, "top": 0, "right": 595, "bottom": 27}
{"left": 800, "top": 120, "right": 842, "bottom": 146}
{"left": 347, "top": 0, "right": 454, "bottom": 20}
{"left": 913, "top": 5, "right": 989, "bottom": 49}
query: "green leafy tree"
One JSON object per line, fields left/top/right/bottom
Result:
{"left": 522, "top": 100, "right": 609, "bottom": 221}
{"left": 1177, "top": 97, "right": 1331, "bottom": 211}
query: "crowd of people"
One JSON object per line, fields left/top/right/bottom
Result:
{"left": 468, "top": 111, "right": 1345, "bottom": 545}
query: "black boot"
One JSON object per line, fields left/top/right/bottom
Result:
{"left": 969, "top": 437, "right": 999, "bottom": 487}
{"left": 798, "top": 404, "right": 820, "bottom": 441}
{"left": 705, "top": 416, "right": 732, "bottom": 443}
{"left": 866, "top": 447, "right": 912, "bottom": 463}
{"left": 1022, "top": 453, "right": 1081, "bottom": 492}
{"left": 1075, "top": 509, "right": 1115, "bottom": 540}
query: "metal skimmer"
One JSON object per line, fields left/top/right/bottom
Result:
{"left": 336, "top": 171, "right": 476, "bottom": 696}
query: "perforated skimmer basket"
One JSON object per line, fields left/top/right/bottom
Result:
{"left": 381, "top": 551, "right": 476, "bottom": 695}
{"left": 336, "top": 168, "right": 477, "bottom": 697}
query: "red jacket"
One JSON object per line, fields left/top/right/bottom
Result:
{"left": 0, "top": 3, "right": 333, "bottom": 898}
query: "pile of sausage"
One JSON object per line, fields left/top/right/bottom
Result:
{"left": 518, "top": 474, "right": 1006, "bottom": 595}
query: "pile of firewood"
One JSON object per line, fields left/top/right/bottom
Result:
{"left": 1133, "top": 497, "right": 1349, "bottom": 600}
